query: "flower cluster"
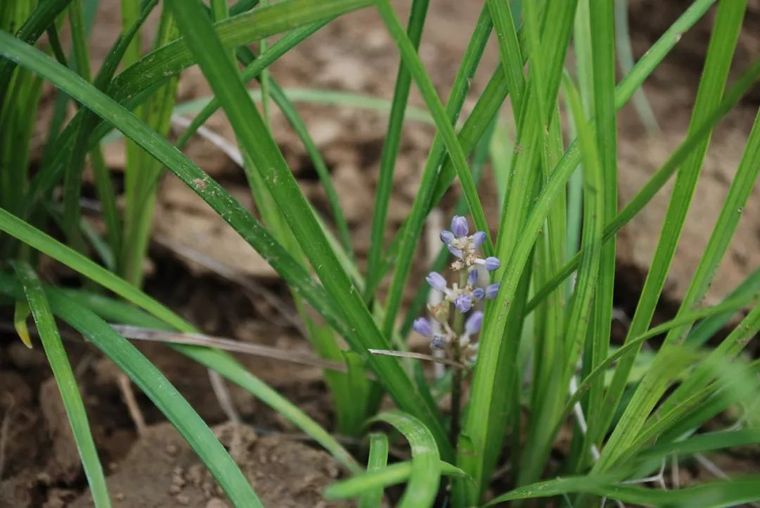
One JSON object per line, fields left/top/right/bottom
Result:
{"left": 412, "top": 216, "right": 500, "bottom": 361}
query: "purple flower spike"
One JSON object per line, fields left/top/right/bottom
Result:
{"left": 451, "top": 215, "right": 469, "bottom": 237}
{"left": 468, "top": 269, "right": 479, "bottom": 286}
{"left": 412, "top": 317, "right": 433, "bottom": 337}
{"left": 485, "top": 283, "right": 500, "bottom": 299}
{"left": 431, "top": 335, "right": 447, "bottom": 349}
{"left": 465, "top": 311, "right": 484, "bottom": 335}
{"left": 472, "top": 231, "right": 487, "bottom": 247}
{"left": 440, "top": 230, "right": 455, "bottom": 245}
{"left": 455, "top": 294, "right": 473, "bottom": 313}
{"left": 426, "top": 272, "right": 448, "bottom": 292}
{"left": 472, "top": 287, "right": 485, "bottom": 300}
{"left": 485, "top": 257, "right": 501, "bottom": 271}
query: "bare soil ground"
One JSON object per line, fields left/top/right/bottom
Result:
{"left": 3, "top": 0, "right": 760, "bottom": 506}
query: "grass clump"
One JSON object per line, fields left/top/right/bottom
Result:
{"left": 1, "top": 0, "right": 759, "bottom": 506}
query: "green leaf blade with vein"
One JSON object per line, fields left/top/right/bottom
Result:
{"left": 13, "top": 263, "right": 110, "bottom": 507}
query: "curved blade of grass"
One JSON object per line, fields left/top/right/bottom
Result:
{"left": 594, "top": 0, "right": 748, "bottom": 461}
{"left": 359, "top": 433, "right": 389, "bottom": 508}
{"left": 561, "top": 292, "right": 758, "bottom": 420}
{"left": 0, "top": 275, "right": 260, "bottom": 506}
{"left": 638, "top": 428, "right": 760, "bottom": 462}
{"left": 660, "top": 109, "right": 760, "bottom": 348}
{"left": 12, "top": 263, "right": 110, "bottom": 507}
{"left": 614, "top": 0, "right": 659, "bottom": 131}
{"left": 166, "top": 0, "right": 449, "bottom": 455}
{"left": 365, "top": 0, "right": 430, "bottom": 298}
{"left": 370, "top": 411, "right": 441, "bottom": 508}
{"left": 687, "top": 266, "right": 760, "bottom": 347}
{"left": 326, "top": 460, "right": 466, "bottom": 501}
{"left": 488, "top": 475, "right": 760, "bottom": 507}
{"left": 110, "top": 0, "right": 373, "bottom": 104}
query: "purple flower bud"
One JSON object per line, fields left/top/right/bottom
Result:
{"left": 485, "top": 257, "right": 501, "bottom": 271}
{"left": 468, "top": 269, "right": 479, "bottom": 286}
{"left": 465, "top": 311, "right": 483, "bottom": 335}
{"left": 412, "top": 317, "right": 433, "bottom": 337}
{"left": 471, "top": 231, "right": 487, "bottom": 247}
{"left": 447, "top": 244, "right": 464, "bottom": 259}
{"left": 451, "top": 215, "right": 469, "bottom": 237}
{"left": 472, "top": 287, "right": 485, "bottom": 300}
{"left": 485, "top": 283, "right": 500, "bottom": 299}
{"left": 431, "top": 335, "right": 447, "bottom": 349}
{"left": 440, "top": 230, "right": 455, "bottom": 245}
{"left": 455, "top": 294, "right": 473, "bottom": 313}
{"left": 426, "top": 272, "right": 448, "bottom": 292}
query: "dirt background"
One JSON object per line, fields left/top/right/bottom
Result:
{"left": 3, "top": 0, "right": 760, "bottom": 506}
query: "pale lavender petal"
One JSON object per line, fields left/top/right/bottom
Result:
{"left": 412, "top": 317, "right": 433, "bottom": 337}
{"left": 440, "top": 230, "right": 455, "bottom": 245}
{"left": 485, "top": 283, "right": 500, "bottom": 299}
{"left": 485, "top": 257, "right": 501, "bottom": 271}
{"left": 471, "top": 231, "right": 487, "bottom": 247}
{"left": 472, "top": 287, "right": 485, "bottom": 300}
{"left": 455, "top": 294, "right": 473, "bottom": 313}
{"left": 468, "top": 269, "right": 479, "bottom": 286}
{"left": 451, "top": 215, "right": 469, "bottom": 237}
{"left": 426, "top": 272, "right": 448, "bottom": 292}
{"left": 465, "top": 311, "right": 483, "bottom": 335}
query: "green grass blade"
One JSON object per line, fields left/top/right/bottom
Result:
{"left": 266, "top": 79, "right": 353, "bottom": 257}
{"left": 488, "top": 475, "right": 760, "bottom": 507}
{"left": 166, "top": 0, "right": 449, "bottom": 454}
{"left": 561, "top": 293, "right": 757, "bottom": 420}
{"left": 687, "top": 266, "right": 760, "bottom": 346}
{"left": 614, "top": 0, "right": 659, "bottom": 131}
{"left": 370, "top": 411, "right": 441, "bottom": 508}
{"left": 13, "top": 263, "right": 110, "bottom": 507}
{"left": 359, "top": 433, "right": 389, "bottom": 508}
{"left": 661, "top": 109, "right": 760, "bottom": 349}
{"left": 638, "top": 428, "right": 760, "bottom": 462}
{"left": 595, "top": 0, "right": 747, "bottom": 454}
{"left": 326, "top": 460, "right": 465, "bottom": 501}
{"left": 365, "top": 0, "right": 430, "bottom": 298}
